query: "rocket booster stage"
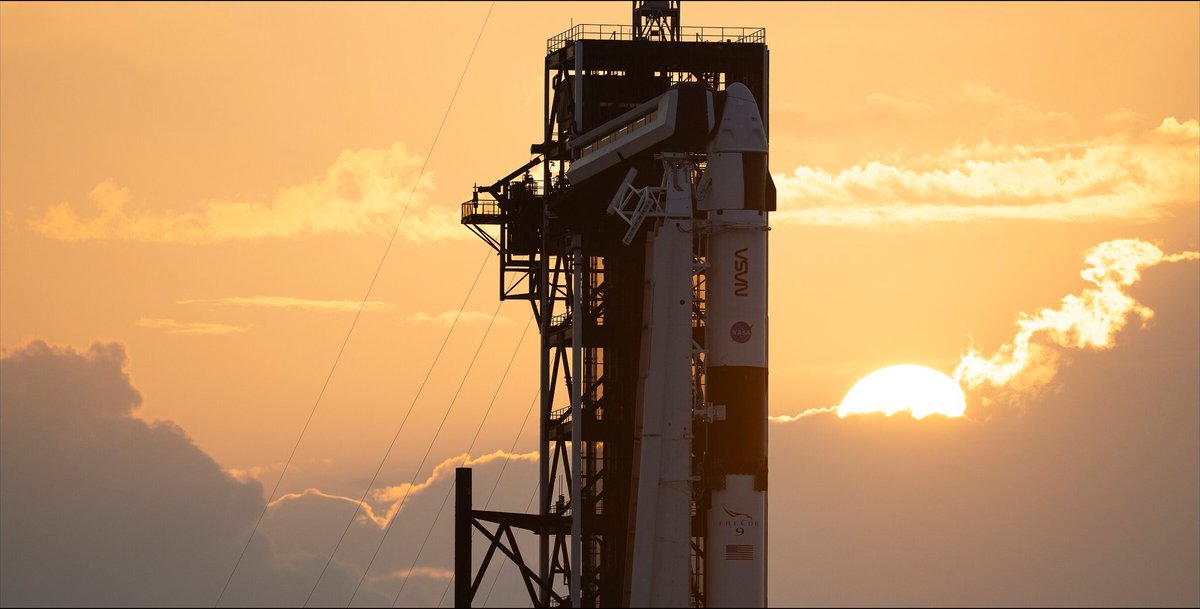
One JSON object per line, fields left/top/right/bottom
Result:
{"left": 699, "top": 82, "right": 769, "bottom": 608}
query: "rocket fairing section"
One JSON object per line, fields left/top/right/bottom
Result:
{"left": 699, "top": 82, "right": 769, "bottom": 609}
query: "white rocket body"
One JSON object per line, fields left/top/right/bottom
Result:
{"left": 627, "top": 159, "right": 697, "bottom": 608}
{"left": 698, "top": 82, "right": 769, "bottom": 608}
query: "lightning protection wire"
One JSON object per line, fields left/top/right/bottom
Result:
{"left": 390, "top": 314, "right": 534, "bottom": 606}
{"left": 214, "top": 2, "right": 492, "bottom": 601}
{"left": 301, "top": 251, "right": 490, "bottom": 606}
{"left": 346, "top": 295, "right": 505, "bottom": 606}
{"left": 214, "top": 2, "right": 496, "bottom": 606}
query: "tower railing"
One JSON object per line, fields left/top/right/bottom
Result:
{"left": 548, "top": 24, "right": 765, "bottom": 53}
{"left": 461, "top": 197, "right": 502, "bottom": 222}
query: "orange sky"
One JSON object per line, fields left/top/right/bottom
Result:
{"left": 2, "top": 2, "right": 1197, "bottom": 606}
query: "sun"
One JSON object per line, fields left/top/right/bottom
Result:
{"left": 838, "top": 364, "right": 967, "bottom": 419}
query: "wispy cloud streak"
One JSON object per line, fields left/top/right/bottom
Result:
{"left": 406, "top": 310, "right": 506, "bottom": 325}
{"left": 266, "top": 450, "right": 538, "bottom": 529}
{"left": 769, "top": 406, "right": 839, "bottom": 423}
{"left": 774, "top": 118, "right": 1199, "bottom": 228}
{"left": 135, "top": 317, "right": 248, "bottom": 335}
{"left": 179, "top": 296, "right": 392, "bottom": 313}
{"left": 367, "top": 567, "right": 455, "bottom": 582}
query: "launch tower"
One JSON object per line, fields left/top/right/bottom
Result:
{"left": 456, "top": 2, "right": 771, "bottom": 606}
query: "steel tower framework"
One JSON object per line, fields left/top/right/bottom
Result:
{"left": 457, "top": 3, "right": 768, "bottom": 606}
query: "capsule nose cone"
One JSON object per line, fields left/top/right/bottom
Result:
{"left": 725, "top": 82, "right": 755, "bottom": 105}
{"left": 712, "top": 83, "right": 767, "bottom": 153}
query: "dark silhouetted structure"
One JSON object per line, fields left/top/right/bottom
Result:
{"left": 458, "top": 2, "right": 770, "bottom": 606}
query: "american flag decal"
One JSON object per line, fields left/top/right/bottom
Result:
{"left": 725, "top": 544, "right": 754, "bottom": 560}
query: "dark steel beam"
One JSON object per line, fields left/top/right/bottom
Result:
{"left": 454, "top": 467, "right": 472, "bottom": 608}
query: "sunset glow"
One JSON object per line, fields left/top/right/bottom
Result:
{"left": 1, "top": 2, "right": 1197, "bottom": 607}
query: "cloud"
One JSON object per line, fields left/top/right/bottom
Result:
{"left": 769, "top": 406, "right": 839, "bottom": 423}
{"left": 179, "top": 296, "right": 392, "bottom": 314}
{"left": 768, "top": 261, "right": 1199, "bottom": 606}
{"left": 368, "top": 567, "right": 455, "bottom": 582}
{"left": 268, "top": 487, "right": 397, "bottom": 530}
{"left": 406, "top": 309, "right": 506, "bottom": 325}
{"left": 856, "top": 82, "right": 1071, "bottom": 124}
{"left": 0, "top": 340, "right": 389, "bottom": 606}
{"left": 27, "top": 142, "right": 468, "bottom": 244}
{"left": 136, "top": 316, "right": 249, "bottom": 335}
{"left": 954, "top": 239, "right": 1200, "bottom": 395}
{"left": 371, "top": 449, "right": 538, "bottom": 502}
{"left": 264, "top": 450, "right": 538, "bottom": 531}
{"left": 772, "top": 240, "right": 1199, "bottom": 422}
{"left": 774, "top": 117, "right": 1199, "bottom": 228}
{"left": 775, "top": 81, "right": 1119, "bottom": 172}
{"left": 227, "top": 463, "right": 279, "bottom": 484}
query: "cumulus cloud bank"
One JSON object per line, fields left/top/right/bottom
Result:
{"left": 768, "top": 293, "right": 1200, "bottom": 607}
{"left": 28, "top": 142, "right": 467, "bottom": 244}
{"left": 0, "top": 341, "right": 387, "bottom": 606}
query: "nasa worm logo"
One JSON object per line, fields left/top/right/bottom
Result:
{"left": 730, "top": 321, "right": 752, "bottom": 343}
{"left": 734, "top": 248, "right": 750, "bottom": 296}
